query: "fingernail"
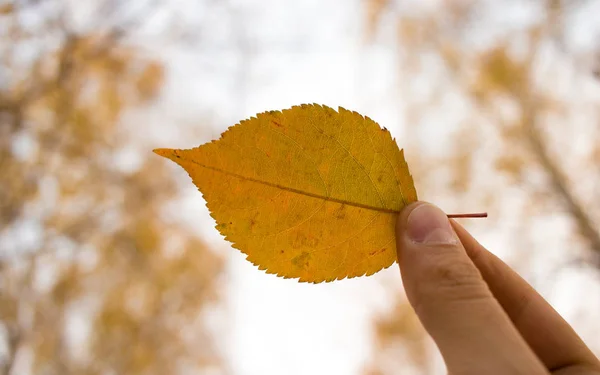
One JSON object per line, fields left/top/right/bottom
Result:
{"left": 406, "top": 204, "right": 458, "bottom": 244}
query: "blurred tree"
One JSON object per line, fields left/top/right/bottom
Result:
{"left": 362, "top": 0, "right": 600, "bottom": 374}
{"left": 0, "top": 1, "right": 223, "bottom": 374}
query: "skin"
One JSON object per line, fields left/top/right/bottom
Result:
{"left": 395, "top": 201, "right": 600, "bottom": 375}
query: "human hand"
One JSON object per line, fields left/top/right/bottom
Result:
{"left": 395, "top": 202, "right": 600, "bottom": 375}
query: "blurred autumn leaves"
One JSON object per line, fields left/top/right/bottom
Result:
{"left": 2, "top": 1, "right": 600, "bottom": 374}
{"left": 1, "top": 2, "right": 222, "bottom": 374}
{"left": 364, "top": 0, "right": 600, "bottom": 374}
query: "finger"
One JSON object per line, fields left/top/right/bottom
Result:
{"left": 451, "top": 220, "right": 600, "bottom": 374}
{"left": 396, "top": 202, "right": 548, "bottom": 375}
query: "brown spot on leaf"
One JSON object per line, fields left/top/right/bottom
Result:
{"left": 369, "top": 248, "right": 386, "bottom": 256}
{"left": 293, "top": 233, "right": 319, "bottom": 248}
{"left": 334, "top": 204, "right": 346, "bottom": 219}
{"left": 291, "top": 251, "right": 310, "bottom": 269}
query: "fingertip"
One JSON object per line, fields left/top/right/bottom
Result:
{"left": 395, "top": 201, "right": 427, "bottom": 255}
{"left": 396, "top": 201, "right": 426, "bottom": 229}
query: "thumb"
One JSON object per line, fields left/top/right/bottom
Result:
{"left": 396, "top": 201, "right": 481, "bottom": 312}
{"left": 395, "top": 202, "right": 547, "bottom": 374}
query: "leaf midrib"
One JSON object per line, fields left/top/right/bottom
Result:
{"left": 189, "top": 159, "right": 399, "bottom": 214}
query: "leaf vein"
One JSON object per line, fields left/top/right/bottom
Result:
{"left": 185, "top": 158, "right": 399, "bottom": 213}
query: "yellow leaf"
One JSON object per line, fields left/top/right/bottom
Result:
{"left": 155, "top": 104, "right": 417, "bottom": 282}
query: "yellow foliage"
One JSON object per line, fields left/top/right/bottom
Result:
{"left": 1, "top": 10, "right": 221, "bottom": 374}
{"left": 365, "top": 0, "right": 390, "bottom": 38}
{"left": 136, "top": 62, "right": 165, "bottom": 100}
{"left": 472, "top": 46, "right": 529, "bottom": 98}
{"left": 155, "top": 104, "right": 418, "bottom": 282}
{"left": 0, "top": 3, "right": 13, "bottom": 14}
{"left": 366, "top": 299, "right": 429, "bottom": 374}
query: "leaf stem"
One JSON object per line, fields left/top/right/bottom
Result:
{"left": 447, "top": 212, "right": 488, "bottom": 218}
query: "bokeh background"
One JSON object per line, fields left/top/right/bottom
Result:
{"left": 2, "top": 0, "right": 600, "bottom": 374}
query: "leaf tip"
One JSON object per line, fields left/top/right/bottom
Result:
{"left": 153, "top": 148, "right": 182, "bottom": 162}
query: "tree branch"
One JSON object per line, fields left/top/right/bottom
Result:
{"left": 521, "top": 99, "right": 600, "bottom": 266}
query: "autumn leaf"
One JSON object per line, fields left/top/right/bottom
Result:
{"left": 155, "top": 104, "right": 418, "bottom": 282}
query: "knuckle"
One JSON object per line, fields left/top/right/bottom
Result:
{"left": 418, "top": 247, "right": 481, "bottom": 285}
{"left": 412, "top": 251, "right": 491, "bottom": 311}
{"left": 425, "top": 255, "right": 481, "bottom": 288}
